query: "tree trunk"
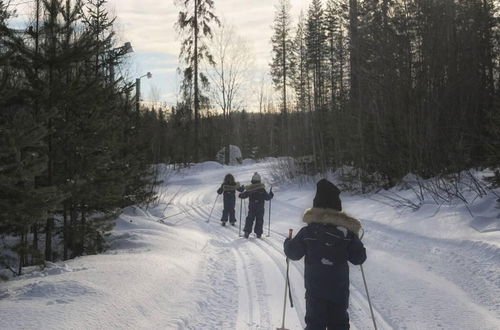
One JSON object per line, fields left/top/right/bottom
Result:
{"left": 194, "top": 0, "right": 200, "bottom": 162}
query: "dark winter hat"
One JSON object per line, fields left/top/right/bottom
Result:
{"left": 313, "top": 179, "right": 342, "bottom": 211}
{"left": 224, "top": 173, "right": 235, "bottom": 184}
{"left": 251, "top": 172, "right": 261, "bottom": 183}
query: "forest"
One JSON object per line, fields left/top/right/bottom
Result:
{"left": 1, "top": 0, "right": 499, "bottom": 273}
{"left": 150, "top": 0, "right": 500, "bottom": 186}
{"left": 0, "top": 0, "right": 155, "bottom": 274}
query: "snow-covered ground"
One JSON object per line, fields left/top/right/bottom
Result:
{"left": 1, "top": 161, "right": 499, "bottom": 330}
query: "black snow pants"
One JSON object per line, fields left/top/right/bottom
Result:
{"left": 221, "top": 208, "right": 236, "bottom": 223}
{"left": 305, "top": 293, "right": 350, "bottom": 330}
{"left": 221, "top": 192, "right": 237, "bottom": 224}
{"left": 243, "top": 207, "right": 265, "bottom": 236}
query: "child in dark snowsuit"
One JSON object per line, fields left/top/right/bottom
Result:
{"left": 238, "top": 172, "right": 274, "bottom": 238}
{"left": 217, "top": 174, "right": 244, "bottom": 226}
{"left": 284, "top": 179, "right": 367, "bottom": 330}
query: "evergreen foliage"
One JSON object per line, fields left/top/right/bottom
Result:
{"left": 2, "top": 0, "right": 500, "bottom": 274}
{"left": 153, "top": 0, "right": 500, "bottom": 190}
{"left": 176, "top": 0, "right": 220, "bottom": 162}
{"left": 270, "top": 0, "right": 295, "bottom": 156}
{"left": 0, "top": 0, "right": 154, "bottom": 274}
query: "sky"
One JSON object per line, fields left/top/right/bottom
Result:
{"left": 8, "top": 0, "right": 308, "bottom": 109}
{"left": 110, "top": 0, "right": 308, "bottom": 108}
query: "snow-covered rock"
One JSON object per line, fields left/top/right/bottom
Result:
{"left": 216, "top": 145, "right": 242, "bottom": 165}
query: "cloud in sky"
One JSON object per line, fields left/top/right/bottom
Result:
{"left": 9, "top": 0, "right": 308, "bottom": 107}
{"left": 111, "top": 0, "right": 308, "bottom": 106}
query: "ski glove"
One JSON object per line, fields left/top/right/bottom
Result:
{"left": 269, "top": 191, "right": 274, "bottom": 199}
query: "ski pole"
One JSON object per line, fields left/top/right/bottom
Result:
{"left": 206, "top": 194, "right": 219, "bottom": 223}
{"left": 267, "top": 187, "right": 272, "bottom": 237}
{"left": 359, "top": 228, "right": 378, "bottom": 330}
{"left": 360, "top": 265, "right": 377, "bottom": 330}
{"left": 238, "top": 197, "right": 243, "bottom": 237}
{"left": 278, "top": 229, "right": 293, "bottom": 330}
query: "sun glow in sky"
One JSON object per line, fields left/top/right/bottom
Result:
{"left": 112, "top": 0, "right": 307, "bottom": 108}
{"left": 9, "top": 0, "right": 308, "bottom": 109}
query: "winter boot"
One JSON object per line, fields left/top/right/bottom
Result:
{"left": 256, "top": 234, "right": 262, "bottom": 239}
{"left": 244, "top": 232, "right": 250, "bottom": 239}
{"left": 221, "top": 221, "right": 226, "bottom": 227}
{"left": 230, "top": 221, "right": 236, "bottom": 226}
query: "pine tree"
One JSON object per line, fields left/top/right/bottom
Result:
{"left": 176, "top": 0, "right": 220, "bottom": 162}
{"left": 292, "top": 12, "right": 316, "bottom": 164}
{"left": 0, "top": 112, "right": 61, "bottom": 273}
{"left": 0, "top": 3, "right": 62, "bottom": 271}
{"left": 270, "top": 0, "right": 294, "bottom": 156}
{"left": 306, "top": 0, "right": 328, "bottom": 170}
{"left": 1, "top": 0, "right": 155, "bottom": 267}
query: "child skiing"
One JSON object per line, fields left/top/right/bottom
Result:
{"left": 217, "top": 174, "right": 244, "bottom": 226}
{"left": 284, "top": 179, "right": 366, "bottom": 330}
{"left": 238, "top": 172, "right": 274, "bottom": 238}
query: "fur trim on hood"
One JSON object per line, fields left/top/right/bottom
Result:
{"left": 303, "top": 207, "right": 362, "bottom": 236}
{"left": 223, "top": 183, "right": 241, "bottom": 191}
{"left": 245, "top": 183, "right": 265, "bottom": 191}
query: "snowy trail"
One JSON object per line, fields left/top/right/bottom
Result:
{"left": 161, "top": 162, "right": 394, "bottom": 329}
{"left": 359, "top": 219, "right": 500, "bottom": 321}
{"left": 163, "top": 171, "right": 300, "bottom": 329}
{"left": 1, "top": 161, "right": 499, "bottom": 330}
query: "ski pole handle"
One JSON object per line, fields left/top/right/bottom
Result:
{"left": 288, "top": 229, "right": 293, "bottom": 239}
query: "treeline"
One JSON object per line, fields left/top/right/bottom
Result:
{"left": 139, "top": 107, "right": 286, "bottom": 165}
{"left": 0, "top": 0, "right": 154, "bottom": 275}
{"left": 271, "top": 0, "right": 500, "bottom": 185}
{"left": 146, "top": 0, "right": 499, "bottom": 188}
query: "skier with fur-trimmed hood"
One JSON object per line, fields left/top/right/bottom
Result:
{"left": 284, "top": 179, "right": 366, "bottom": 330}
{"left": 217, "top": 173, "right": 244, "bottom": 226}
{"left": 238, "top": 172, "right": 274, "bottom": 238}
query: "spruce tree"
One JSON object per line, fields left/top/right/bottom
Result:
{"left": 0, "top": 2, "right": 62, "bottom": 271}
{"left": 306, "top": 0, "right": 328, "bottom": 170}
{"left": 292, "top": 12, "right": 316, "bottom": 163}
{"left": 176, "top": 0, "right": 220, "bottom": 162}
{"left": 270, "top": 0, "right": 294, "bottom": 156}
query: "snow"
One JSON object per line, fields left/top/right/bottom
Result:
{"left": 242, "top": 158, "right": 257, "bottom": 165}
{"left": 1, "top": 160, "right": 499, "bottom": 330}
{"left": 190, "top": 161, "right": 225, "bottom": 172}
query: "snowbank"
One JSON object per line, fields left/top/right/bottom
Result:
{"left": 190, "top": 161, "right": 224, "bottom": 172}
{"left": 241, "top": 158, "right": 256, "bottom": 165}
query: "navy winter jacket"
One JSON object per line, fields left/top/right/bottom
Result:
{"left": 238, "top": 183, "right": 273, "bottom": 211}
{"left": 284, "top": 207, "right": 366, "bottom": 306}
{"left": 217, "top": 183, "right": 244, "bottom": 210}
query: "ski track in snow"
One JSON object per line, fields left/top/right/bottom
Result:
{"left": 164, "top": 184, "right": 268, "bottom": 329}
{"left": 136, "top": 162, "right": 500, "bottom": 330}
{"left": 192, "top": 201, "right": 274, "bottom": 328}
{"left": 161, "top": 164, "right": 394, "bottom": 330}
{"left": 2, "top": 161, "right": 499, "bottom": 330}
{"left": 358, "top": 218, "right": 500, "bottom": 329}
